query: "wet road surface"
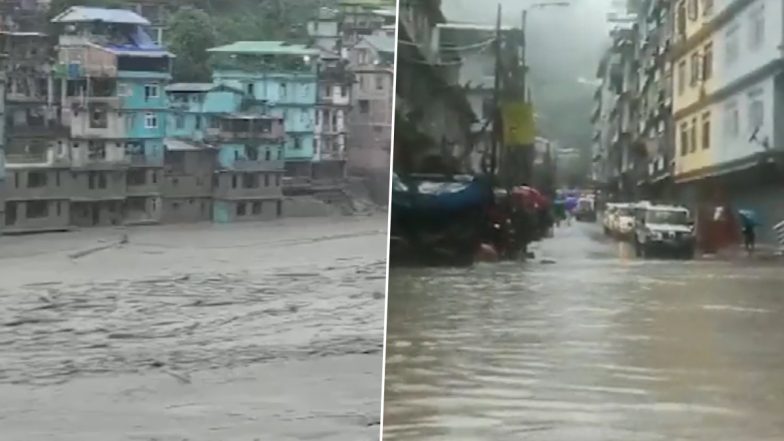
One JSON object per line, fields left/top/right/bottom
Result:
{"left": 384, "top": 222, "right": 784, "bottom": 440}
{"left": 0, "top": 216, "right": 387, "bottom": 441}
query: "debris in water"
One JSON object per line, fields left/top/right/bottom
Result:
{"left": 540, "top": 259, "right": 557, "bottom": 265}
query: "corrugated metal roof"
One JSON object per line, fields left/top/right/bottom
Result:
{"left": 51, "top": 6, "right": 150, "bottom": 25}
{"left": 359, "top": 35, "right": 395, "bottom": 54}
{"left": 164, "top": 138, "right": 212, "bottom": 151}
{"left": 165, "top": 83, "right": 214, "bottom": 92}
{"left": 207, "top": 41, "right": 319, "bottom": 56}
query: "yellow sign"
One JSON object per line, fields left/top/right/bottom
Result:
{"left": 502, "top": 101, "right": 536, "bottom": 146}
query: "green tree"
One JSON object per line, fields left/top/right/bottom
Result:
{"left": 167, "top": 6, "right": 217, "bottom": 82}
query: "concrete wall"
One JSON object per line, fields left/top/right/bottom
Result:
{"left": 70, "top": 170, "right": 127, "bottom": 200}
{"left": 5, "top": 168, "right": 73, "bottom": 200}
{"left": 283, "top": 196, "right": 339, "bottom": 217}
{"left": 216, "top": 143, "right": 285, "bottom": 170}
{"left": 162, "top": 197, "right": 212, "bottom": 223}
{"left": 213, "top": 171, "right": 283, "bottom": 199}
{"left": 4, "top": 199, "right": 71, "bottom": 233}
{"left": 213, "top": 198, "right": 284, "bottom": 223}
{"left": 124, "top": 195, "right": 161, "bottom": 224}
{"left": 70, "top": 200, "right": 124, "bottom": 227}
{"left": 126, "top": 168, "right": 162, "bottom": 196}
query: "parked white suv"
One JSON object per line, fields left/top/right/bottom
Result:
{"left": 612, "top": 203, "right": 636, "bottom": 239}
{"left": 634, "top": 205, "right": 696, "bottom": 259}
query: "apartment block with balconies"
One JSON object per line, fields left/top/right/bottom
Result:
{"left": 209, "top": 114, "right": 286, "bottom": 223}
{"left": 51, "top": 6, "right": 173, "bottom": 226}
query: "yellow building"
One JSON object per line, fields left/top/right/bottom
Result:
{"left": 670, "top": 0, "right": 718, "bottom": 181}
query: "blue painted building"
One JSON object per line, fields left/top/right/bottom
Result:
{"left": 164, "top": 82, "right": 286, "bottom": 223}
{"left": 207, "top": 41, "right": 320, "bottom": 171}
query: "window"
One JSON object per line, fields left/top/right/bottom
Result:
{"left": 98, "top": 172, "right": 107, "bottom": 189}
{"left": 677, "top": 61, "right": 686, "bottom": 95}
{"left": 242, "top": 173, "right": 258, "bottom": 188}
{"left": 703, "top": 43, "right": 713, "bottom": 80}
{"left": 724, "top": 101, "right": 739, "bottom": 137}
{"left": 56, "top": 201, "right": 61, "bottom": 217}
{"left": 680, "top": 122, "right": 689, "bottom": 156}
{"left": 687, "top": 0, "right": 698, "bottom": 20}
{"left": 195, "top": 116, "right": 202, "bottom": 130}
{"left": 231, "top": 174, "right": 238, "bottom": 188}
{"left": 293, "top": 136, "right": 302, "bottom": 150}
{"left": 236, "top": 202, "right": 246, "bottom": 216}
{"left": 279, "top": 83, "right": 288, "bottom": 98}
{"left": 702, "top": 112, "right": 711, "bottom": 149}
{"left": 690, "top": 118, "right": 697, "bottom": 153}
{"left": 247, "top": 83, "right": 255, "bottom": 96}
{"left": 341, "top": 85, "right": 348, "bottom": 97}
{"left": 252, "top": 201, "right": 262, "bottom": 215}
{"left": 265, "top": 149, "right": 271, "bottom": 161}
{"left": 89, "top": 104, "right": 108, "bottom": 129}
{"left": 127, "top": 169, "right": 146, "bottom": 186}
{"left": 359, "top": 75, "right": 365, "bottom": 90}
{"left": 88, "top": 140, "right": 106, "bottom": 160}
{"left": 278, "top": 147, "right": 284, "bottom": 160}
{"left": 144, "top": 84, "right": 159, "bottom": 100}
{"left": 748, "top": 90, "right": 764, "bottom": 130}
{"left": 265, "top": 173, "right": 270, "bottom": 187}
{"left": 26, "top": 201, "right": 48, "bottom": 219}
{"left": 725, "top": 25, "right": 739, "bottom": 65}
{"left": 749, "top": 6, "right": 765, "bottom": 50}
{"left": 27, "top": 171, "right": 48, "bottom": 188}
{"left": 56, "top": 171, "right": 61, "bottom": 187}
{"left": 690, "top": 52, "right": 701, "bottom": 86}
{"left": 375, "top": 74, "right": 384, "bottom": 90}
{"left": 175, "top": 114, "right": 185, "bottom": 130}
{"left": 276, "top": 174, "right": 281, "bottom": 186}
{"left": 359, "top": 99, "right": 370, "bottom": 113}
{"left": 145, "top": 112, "right": 158, "bottom": 129}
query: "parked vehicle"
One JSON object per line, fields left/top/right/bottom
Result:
{"left": 612, "top": 203, "right": 636, "bottom": 239}
{"left": 634, "top": 204, "right": 696, "bottom": 259}
{"left": 603, "top": 203, "right": 618, "bottom": 235}
{"left": 575, "top": 197, "right": 596, "bottom": 222}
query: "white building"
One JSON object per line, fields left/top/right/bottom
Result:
{"left": 709, "top": 0, "right": 783, "bottom": 166}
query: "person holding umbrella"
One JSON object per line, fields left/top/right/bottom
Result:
{"left": 738, "top": 209, "right": 760, "bottom": 253}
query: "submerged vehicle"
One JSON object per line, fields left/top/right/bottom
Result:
{"left": 634, "top": 204, "right": 696, "bottom": 259}
{"left": 390, "top": 173, "right": 493, "bottom": 266}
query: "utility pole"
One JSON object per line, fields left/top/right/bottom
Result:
{"left": 490, "top": 4, "right": 502, "bottom": 182}
{"left": 521, "top": 9, "right": 527, "bottom": 102}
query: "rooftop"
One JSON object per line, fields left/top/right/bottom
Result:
{"left": 339, "top": 0, "right": 396, "bottom": 7}
{"left": 208, "top": 41, "right": 319, "bottom": 56}
{"left": 51, "top": 6, "right": 150, "bottom": 25}
{"left": 165, "top": 83, "right": 216, "bottom": 93}
{"left": 359, "top": 34, "right": 395, "bottom": 54}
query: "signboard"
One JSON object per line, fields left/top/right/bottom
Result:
{"left": 502, "top": 101, "right": 535, "bottom": 147}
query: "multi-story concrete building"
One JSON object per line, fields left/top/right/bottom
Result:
{"left": 315, "top": 57, "right": 352, "bottom": 166}
{"left": 338, "top": 0, "right": 397, "bottom": 48}
{"left": 208, "top": 114, "right": 286, "bottom": 223}
{"left": 1, "top": 30, "right": 68, "bottom": 233}
{"left": 632, "top": 0, "right": 675, "bottom": 200}
{"left": 347, "top": 33, "right": 393, "bottom": 177}
{"left": 209, "top": 41, "right": 319, "bottom": 180}
{"left": 395, "top": 0, "right": 476, "bottom": 174}
{"left": 592, "top": 26, "right": 638, "bottom": 200}
{"left": 52, "top": 6, "right": 173, "bottom": 227}
{"left": 163, "top": 81, "right": 286, "bottom": 224}
{"left": 0, "top": 74, "right": 6, "bottom": 231}
{"left": 433, "top": 23, "right": 516, "bottom": 173}
{"left": 671, "top": 0, "right": 784, "bottom": 244}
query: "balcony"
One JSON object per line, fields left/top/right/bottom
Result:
{"left": 205, "top": 117, "right": 285, "bottom": 143}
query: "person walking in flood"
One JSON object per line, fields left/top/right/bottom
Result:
{"left": 738, "top": 209, "right": 759, "bottom": 254}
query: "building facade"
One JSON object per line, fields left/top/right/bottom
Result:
{"left": 671, "top": 0, "right": 784, "bottom": 244}
{"left": 209, "top": 41, "right": 319, "bottom": 180}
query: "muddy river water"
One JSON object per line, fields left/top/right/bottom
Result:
{"left": 0, "top": 216, "right": 387, "bottom": 441}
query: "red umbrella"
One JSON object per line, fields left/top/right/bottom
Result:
{"left": 511, "top": 186, "right": 548, "bottom": 211}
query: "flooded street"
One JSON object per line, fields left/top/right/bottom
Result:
{"left": 0, "top": 216, "right": 387, "bottom": 441}
{"left": 384, "top": 223, "right": 784, "bottom": 440}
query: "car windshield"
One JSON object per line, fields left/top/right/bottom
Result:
{"left": 646, "top": 210, "right": 689, "bottom": 225}
{"left": 616, "top": 208, "right": 632, "bottom": 216}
